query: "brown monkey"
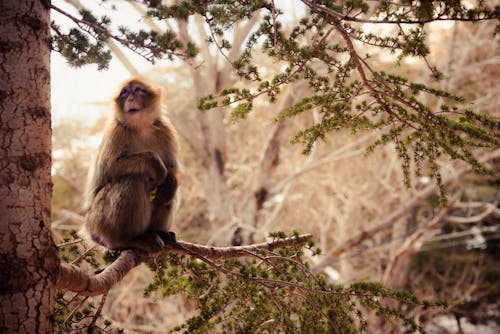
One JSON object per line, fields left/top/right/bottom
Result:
{"left": 85, "top": 77, "right": 178, "bottom": 253}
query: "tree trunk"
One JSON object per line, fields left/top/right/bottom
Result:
{"left": 0, "top": 1, "right": 58, "bottom": 332}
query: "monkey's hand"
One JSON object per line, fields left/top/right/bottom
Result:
{"left": 149, "top": 188, "right": 157, "bottom": 202}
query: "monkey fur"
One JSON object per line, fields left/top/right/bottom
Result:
{"left": 85, "top": 77, "right": 178, "bottom": 253}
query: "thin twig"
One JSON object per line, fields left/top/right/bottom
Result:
{"left": 271, "top": 0, "right": 278, "bottom": 48}
{"left": 204, "top": 15, "right": 233, "bottom": 66}
{"left": 63, "top": 296, "right": 89, "bottom": 325}
{"left": 71, "top": 244, "right": 97, "bottom": 265}
{"left": 87, "top": 292, "right": 108, "bottom": 331}
{"left": 57, "top": 238, "right": 84, "bottom": 248}
{"left": 332, "top": 22, "right": 419, "bottom": 130}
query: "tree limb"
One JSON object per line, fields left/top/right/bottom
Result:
{"left": 301, "top": 0, "right": 497, "bottom": 25}
{"left": 55, "top": 234, "right": 312, "bottom": 296}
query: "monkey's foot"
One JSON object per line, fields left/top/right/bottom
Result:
{"left": 157, "top": 231, "right": 176, "bottom": 244}
{"left": 128, "top": 232, "right": 165, "bottom": 253}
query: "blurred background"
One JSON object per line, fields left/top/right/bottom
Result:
{"left": 50, "top": 1, "right": 499, "bottom": 332}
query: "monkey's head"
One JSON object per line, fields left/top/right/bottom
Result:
{"left": 113, "top": 78, "right": 162, "bottom": 127}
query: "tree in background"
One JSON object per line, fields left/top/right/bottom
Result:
{"left": 1, "top": 0, "right": 499, "bottom": 333}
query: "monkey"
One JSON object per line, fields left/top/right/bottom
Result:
{"left": 84, "top": 77, "right": 178, "bottom": 253}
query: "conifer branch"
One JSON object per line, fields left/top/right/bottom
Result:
{"left": 56, "top": 234, "right": 312, "bottom": 296}
{"left": 301, "top": 0, "right": 499, "bottom": 25}
{"left": 332, "top": 21, "right": 418, "bottom": 130}
{"left": 50, "top": 3, "right": 189, "bottom": 64}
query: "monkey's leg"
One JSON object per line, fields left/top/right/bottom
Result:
{"left": 88, "top": 178, "right": 164, "bottom": 253}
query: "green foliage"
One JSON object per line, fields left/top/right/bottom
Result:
{"left": 50, "top": 5, "right": 195, "bottom": 68}
{"left": 54, "top": 231, "right": 444, "bottom": 333}
{"left": 51, "top": 0, "right": 499, "bottom": 200}
{"left": 181, "top": 1, "right": 498, "bottom": 204}
{"left": 57, "top": 229, "right": 100, "bottom": 268}
{"left": 51, "top": 25, "right": 111, "bottom": 70}
{"left": 51, "top": 8, "right": 113, "bottom": 70}
{"left": 141, "top": 233, "right": 443, "bottom": 333}
{"left": 116, "top": 26, "right": 185, "bottom": 62}
{"left": 52, "top": 230, "right": 447, "bottom": 333}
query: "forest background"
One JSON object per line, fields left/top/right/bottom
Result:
{"left": 10, "top": 0, "right": 500, "bottom": 332}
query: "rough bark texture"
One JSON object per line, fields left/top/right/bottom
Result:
{"left": 0, "top": 1, "right": 58, "bottom": 333}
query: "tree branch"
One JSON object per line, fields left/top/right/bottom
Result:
{"left": 50, "top": 3, "right": 188, "bottom": 63}
{"left": 301, "top": 0, "right": 497, "bottom": 25}
{"left": 56, "top": 234, "right": 312, "bottom": 296}
{"left": 64, "top": 0, "right": 140, "bottom": 76}
{"left": 332, "top": 21, "right": 418, "bottom": 130}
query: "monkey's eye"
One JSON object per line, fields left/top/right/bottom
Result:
{"left": 134, "top": 87, "right": 147, "bottom": 95}
{"left": 119, "top": 88, "right": 129, "bottom": 97}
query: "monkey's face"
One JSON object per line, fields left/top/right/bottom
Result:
{"left": 118, "top": 82, "right": 153, "bottom": 114}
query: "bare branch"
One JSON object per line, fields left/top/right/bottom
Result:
{"left": 87, "top": 292, "right": 107, "bottom": 330}
{"left": 128, "top": 1, "right": 174, "bottom": 33}
{"left": 176, "top": 233, "right": 312, "bottom": 259}
{"left": 314, "top": 149, "right": 500, "bottom": 271}
{"left": 56, "top": 234, "right": 312, "bottom": 296}
{"left": 445, "top": 203, "right": 499, "bottom": 224}
{"left": 56, "top": 238, "right": 84, "bottom": 248}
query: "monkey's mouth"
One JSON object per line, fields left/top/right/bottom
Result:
{"left": 127, "top": 108, "right": 140, "bottom": 113}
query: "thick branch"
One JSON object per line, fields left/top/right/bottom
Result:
{"left": 56, "top": 234, "right": 312, "bottom": 296}
{"left": 56, "top": 250, "right": 144, "bottom": 296}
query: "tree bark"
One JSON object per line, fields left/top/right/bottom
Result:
{"left": 0, "top": 1, "right": 58, "bottom": 333}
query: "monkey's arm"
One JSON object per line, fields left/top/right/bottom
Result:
{"left": 155, "top": 168, "right": 178, "bottom": 202}
{"left": 149, "top": 168, "right": 178, "bottom": 232}
{"left": 108, "top": 151, "right": 167, "bottom": 183}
